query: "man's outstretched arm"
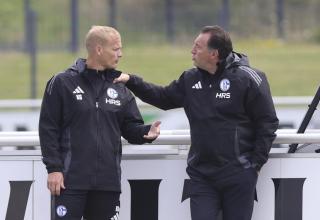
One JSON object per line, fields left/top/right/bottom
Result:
{"left": 114, "top": 73, "right": 185, "bottom": 110}
{"left": 120, "top": 95, "right": 161, "bottom": 144}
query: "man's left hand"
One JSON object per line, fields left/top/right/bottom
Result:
{"left": 144, "top": 121, "right": 161, "bottom": 140}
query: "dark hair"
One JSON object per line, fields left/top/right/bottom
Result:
{"left": 201, "top": 25, "right": 233, "bottom": 59}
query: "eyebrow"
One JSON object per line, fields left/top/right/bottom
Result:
{"left": 194, "top": 42, "right": 202, "bottom": 47}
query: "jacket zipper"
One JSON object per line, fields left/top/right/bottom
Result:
{"left": 94, "top": 97, "right": 99, "bottom": 187}
{"left": 94, "top": 78, "right": 108, "bottom": 186}
{"left": 82, "top": 71, "right": 107, "bottom": 187}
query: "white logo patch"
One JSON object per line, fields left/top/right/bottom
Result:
{"left": 73, "top": 86, "right": 84, "bottom": 94}
{"left": 192, "top": 81, "right": 202, "bottom": 89}
{"left": 110, "top": 206, "right": 120, "bottom": 220}
{"left": 107, "top": 88, "right": 118, "bottom": 99}
{"left": 216, "top": 92, "right": 230, "bottom": 99}
{"left": 76, "top": 94, "right": 82, "bottom": 100}
{"left": 106, "top": 98, "right": 121, "bottom": 106}
{"left": 56, "top": 205, "right": 67, "bottom": 217}
{"left": 219, "top": 78, "right": 230, "bottom": 92}
{"left": 73, "top": 86, "right": 84, "bottom": 101}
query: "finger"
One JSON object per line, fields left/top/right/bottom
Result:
{"left": 154, "top": 124, "right": 161, "bottom": 134}
{"left": 55, "top": 183, "right": 61, "bottom": 196}
{"left": 143, "top": 134, "right": 155, "bottom": 139}
{"left": 150, "top": 121, "right": 161, "bottom": 133}
{"left": 61, "top": 181, "right": 66, "bottom": 189}
{"left": 144, "top": 132, "right": 159, "bottom": 139}
{"left": 152, "top": 121, "right": 161, "bottom": 128}
{"left": 49, "top": 183, "right": 55, "bottom": 195}
{"left": 48, "top": 180, "right": 53, "bottom": 191}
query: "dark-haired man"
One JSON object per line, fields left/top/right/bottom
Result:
{"left": 114, "top": 25, "right": 278, "bottom": 220}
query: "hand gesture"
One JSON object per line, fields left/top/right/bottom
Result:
{"left": 144, "top": 121, "right": 161, "bottom": 140}
{"left": 113, "top": 73, "right": 130, "bottom": 84}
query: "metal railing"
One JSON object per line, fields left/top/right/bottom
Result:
{"left": 0, "top": 97, "right": 314, "bottom": 110}
{"left": 0, "top": 130, "right": 319, "bottom": 147}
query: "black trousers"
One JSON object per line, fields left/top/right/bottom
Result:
{"left": 189, "top": 168, "right": 258, "bottom": 220}
{"left": 51, "top": 189, "right": 120, "bottom": 220}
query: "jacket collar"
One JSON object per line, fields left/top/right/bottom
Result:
{"left": 70, "top": 58, "right": 122, "bottom": 82}
{"left": 224, "top": 51, "right": 250, "bottom": 69}
{"left": 197, "top": 51, "right": 250, "bottom": 79}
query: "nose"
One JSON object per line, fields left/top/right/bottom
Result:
{"left": 191, "top": 47, "right": 196, "bottom": 55}
{"left": 118, "top": 49, "right": 122, "bottom": 58}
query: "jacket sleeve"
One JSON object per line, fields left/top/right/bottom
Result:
{"left": 126, "top": 73, "right": 186, "bottom": 110}
{"left": 38, "top": 75, "right": 64, "bottom": 173}
{"left": 120, "top": 94, "right": 153, "bottom": 144}
{"left": 245, "top": 72, "right": 279, "bottom": 170}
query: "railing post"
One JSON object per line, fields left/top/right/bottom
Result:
{"left": 108, "top": 0, "right": 117, "bottom": 28}
{"left": 288, "top": 86, "right": 320, "bottom": 153}
{"left": 70, "top": 0, "right": 79, "bottom": 53}
{"left": 219, "top": 0, "right": 230, "bottom": 31}
{"left": 165, "top": 0, "right": 175, "bottom": 43}
{"left": 25, "top": 9, "right": 37, "bottom": 99}
{"left": 276, "top": 0, "right": 285, "bottom": 39}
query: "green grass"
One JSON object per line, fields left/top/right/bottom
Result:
{"left": 236, "top": 40, "right": 320, "bottom": 96}
{"left": 0, "top": 41, "right": 319, "bottom": 99}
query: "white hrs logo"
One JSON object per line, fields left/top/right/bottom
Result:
{"left": 106, "top": 88, "right": 121, "bottom": 106}
{"left": 216, "top": 78, "right": 231, "bottom": 99}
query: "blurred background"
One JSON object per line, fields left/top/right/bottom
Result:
{"left": 0, "top": 2, "right": 319, "bottom": 219}
{"left": 0, "top": 0, "right": 319, "bottom": 134}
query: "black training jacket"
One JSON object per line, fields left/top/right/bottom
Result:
{"left": 126, "top": 52, "right": 279, "bottom": 178}
{"left": 39, "top": 58, "right": 151, "bottom": 191}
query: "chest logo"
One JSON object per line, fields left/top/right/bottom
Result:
{"left": 216, "top": 79, "right": 231, "bottom": 99}
{"left": 106, "top": 88, "right": 121, "bottom": 106}
{"left": 219, "top": 78, "right": 230, "bottom": 92}
{"left": 73, "top": 86, "right": 84, "bottom": 100}
{"left": 107, "top": 88, "right": 118, "bottom": 99}
{"left": 192, "top": 81, "right": 202, "bottom": 89}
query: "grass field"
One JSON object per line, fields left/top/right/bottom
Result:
{"left": 0, "top": 40, "right": 319, "bottom": 99}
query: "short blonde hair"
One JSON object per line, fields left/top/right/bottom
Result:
{"left": 85, "top": 26, "right": 120, "bottom": 53}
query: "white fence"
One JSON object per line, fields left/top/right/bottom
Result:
{"left": 1, "top": 130, "right": 320, "bottom": 220}
{"left": 0, "top": 97, "right": 314, "bottom": 109}
{"left": 0, "top": 130, "right": 320, "bottom": 153}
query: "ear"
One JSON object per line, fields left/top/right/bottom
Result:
{"left": 212, "top": 49, "right": 219, "bottom": 58}
{"left": 210, "top": 49, "right": 219, "bottom": 61}
{"left": 96, "top": 45, "right": 103, "bottom": 56}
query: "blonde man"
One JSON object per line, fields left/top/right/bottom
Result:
{"left": 39, "top": 26, "right": 161, "bottom": 220}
